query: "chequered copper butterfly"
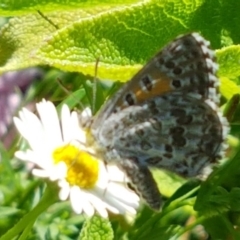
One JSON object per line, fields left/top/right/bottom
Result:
{"left": 83, "top": 33, "right": 229, "bottom": 210}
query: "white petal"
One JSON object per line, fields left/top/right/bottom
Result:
{"left": 32, "top": 169, "right": 51, "bottom": 178}
{"left": 80, "top": 190, "right": 95, "bottom": 217}
{"left": 58, "top": 178, "right": 69, "bottom": 188}
{"left": 70, "top": 187, "right": 95, "bottom": 216}
{"left": 87, "top": 188, "right": 121, "bottom": 215}
{"left": 70, "top": 111, "right": 86, "bottom": 143}
{"left": 79, "top": 107, "right": 92, "bottom": 127}
{"left": 103, "top": 195, "right": 133, "bottom": 215}
{"left": 82, "top": 107, "right": 91, "bottom": 118}
{"left": 15, "top": 150, "right": 33, "bottom": 162}
{"left": 14, "top": 111, "right": 45, "bottom": 151}
{"left": 48, "top": 162, "right": 67, "bottom": 181}
{"left": 16, "top": 149, "right": 53, "bottom": 170}
{"left": 59, "top": 181, "right": 70, "bottom": 201}
{"left": 107, "top": 183, "right": 140, "bottom": 204}
{"left": 36, "top": 100, "right": 62, "bottom": 147}
{"left": 96, "top": 163, "right": 110, "bottom": 188}
{"left": 92, "top": 187, "right": 127, "bottom": 214}
{"left": 94, "top": 182, "right": 139, "bottom": 215}
{"left": 84, "top": 191, "right": 110, "bottom": 218}
{"left": 15, "top": 150, "right": 46, "bottom": 167}
{"left": 70, "top": 186, "right": 83, "bottom": 214}
{"left": 106, "top": 165, "right": 127, "bottom": 182}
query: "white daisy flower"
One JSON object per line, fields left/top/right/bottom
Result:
{"left": 14, "top": 99, "right": 140, "bottom": 218}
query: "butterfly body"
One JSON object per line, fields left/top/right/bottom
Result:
{"left": 88, "top": 33, "right": 229, "bottom": 210}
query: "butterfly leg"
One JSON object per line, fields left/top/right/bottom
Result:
{"left": 120, "top": 158, "right": 161, "bottom": 210}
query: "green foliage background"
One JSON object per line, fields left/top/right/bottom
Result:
{"left": 0, "top": 0, "right": 240, "bottom": 239}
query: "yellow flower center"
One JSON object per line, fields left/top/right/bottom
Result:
{"left": 52, "top": 145, "right": 99, "bottom": 189}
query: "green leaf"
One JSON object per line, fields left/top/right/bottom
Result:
{"left": 152, "top": 169, "right": 186, "bottom": 198}
{"left": 136, "top": 225, "right": 180, "bottom": 240}
{"left": 57, "top": 88, "right": 86, "bottom": 111}
{"left": 2, "top": 0, "right": 240, "bottom": 83}
{"left": 79, "top": 216, "right": 113, "bottom": 240}
{"left": 0, "top": 0, "right": 139, "bottom": 15}
{"left": 130, "top": 216, "right": 181, "bottom": 240}
{"left": 0, "top": 10, "right": 100, "bottom": 73}
{"left": 229, "top": 188, "right": 240, "bottom": 212}
{"left": 0, "top": 207, "right": 22, "bottom": 217}
{"left": 202, "top": 215, "right": 240, "bottom": 240}
{"left": 217, "top": 45, "right": 240, "bottom": 79}
{"left": 35, "top": 0, "right": 193, "bottom": 81}
{"left": 195, "top": 145, "right": 240, "bottom": 216}
{"left": 217, "top": 45, "right": 240, "bottom": 100}
{"left": 163, "top": 179, "right": 200, "bottom": 209}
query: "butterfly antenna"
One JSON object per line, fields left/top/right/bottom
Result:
{"left": 92, "top": 58, "right": 100, "bottom": 115}
{"left": 37, "top": 10, "right": 59, "bottom": 30}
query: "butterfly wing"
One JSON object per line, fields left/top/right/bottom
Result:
{"left": 120, "top": 158, "right": 162, "bottom": 210}
{"left": 93, "top": 93, "right": 228, "bottom": 210}
{"left": 90, "top": 33, "right": 229, "bottom": 209}
{"left": 96, "top": 93, "right": 228, "bottom": 177}
{"left": 91, "top": 33, "right": 219, "bottom": 130}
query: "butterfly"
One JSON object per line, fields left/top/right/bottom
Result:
{"left": 85, "top": 33, "right": 229, "bottom": 210}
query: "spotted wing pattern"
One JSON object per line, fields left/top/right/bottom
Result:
{"left": 90, "top": 33, "right": 229, "bottom": 210}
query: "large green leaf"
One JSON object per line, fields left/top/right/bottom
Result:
{"left": 1, "top": 0, "right": 240, "bottom": 83}
{"left": 0, "top": 0, "right": 139, "bottom": 15}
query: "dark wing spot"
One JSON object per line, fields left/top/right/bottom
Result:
{"left": 172, "top": 135, "right": 186, "bottom": 147}
{"left": 170, "top": 126, "right": 185, "bottom": 135}
{"left": 141, "top": 75, "right": 153, "bottom": 91}
{"left": 172, "top": 79, "right": 181, "bottom": 88}
{"left": 191, "top": 50, "right": 200, "bottom": 58}
{"left": 148, "top": 100, "right": 160, "bottom": 115}
{"left": 171, "top": 108, "right": 186, "bottom": 117}
{"left": 165, "top": 144, "right": 173, "bottom": 152}
{"left": 173, "top": 67, "right": 182, "bottom": 75}
{"left": 124, "top": 142, "right": 131, "bottom": 148}
{"left": 198, "top": 87, "right": 205, "bottom": 97}
{"left": 181, "top": 169, "right": 189, "bottom": 176}
{"left": 125, "top": 93, "right": 135, "bottom": 106}
{"left": 183, "top": 38, "right": 193, "bottom": 47}
{"left": 196, "top": 72, "right": 206, "bottom": 83}
{"left": 158, "top": 57, "right": 165, "bottom": 65}
{"left": 197, "top": 61, "right": 205, "bottom": 70}
{"left": 177, "top": 115, "right": 193, "bottom": 125}
{"left": 163, "top": 153, "right": 173, "bottom": 159}
{"left": 136, "top": 128, "right": 145, "bottom": 137}
{"left": 165, "top": 61, "right": 175, "bottom": 68}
